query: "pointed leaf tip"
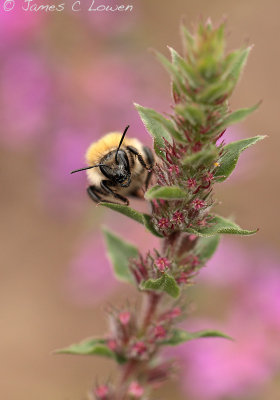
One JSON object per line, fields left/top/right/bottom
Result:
{"left": 161, "top": 328, "right": 233, "bottom": 346}
{"left": 215, "top": 135, "right": 265, "bottom": 182}
{"left": 135, "top": 103, "right": 174, "bottom": 156}
{"left": 184, "top": 214, "right": 257, "bottom": 237}
{"left": 54, "top": 337, "right": 115, "bottom": 358}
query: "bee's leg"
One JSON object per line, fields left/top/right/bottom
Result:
{"left": 143, "top": 146, "right": 155, "bottom": 167}
{"left": 127, "top": 146, "right": 152, "bottom": 170}
{"left": 129, "top": 189, "right": 145, "bottom": 199}
{"left": 144, "top": 171, "right": 153, "bottom": 190}
{"left": 100, "top": 180, "right": 129, "bottom": 206}
{"left": 87, "top": 185, "right": 112, "bottom": 204}
{"left": 143, "top": 145, "right": 155, "bottom": 189}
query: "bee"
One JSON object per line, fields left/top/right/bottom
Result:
{"left": 71, "top": 125, "right": 154, "bottom": 205}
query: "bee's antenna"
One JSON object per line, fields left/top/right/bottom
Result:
{"left": 115, "top": 125, "right": 129, "bottom": 164}
{"left": 70, "top": 164, "right": 107, "bottom": 174}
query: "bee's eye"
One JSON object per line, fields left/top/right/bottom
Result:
{"left": 116, "top": 172, "right": 127, "bottom": 183}
{"left": 116, "top": 150, "right": 129, "bottom": 169}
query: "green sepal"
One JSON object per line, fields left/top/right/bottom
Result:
{"left": 145, "top": 185, "right": 187, "bottom": 201}
{"left": 195, "top": 235, "right": 220, "bottom": 261}
{"left": 103, "top": 228, "right": 137, "bottom": 284}
{"left": 54, "top": 337, "right": 115, "bottom": 358}
{"left": 134, "top": 104, "right": 173, "bottom": 157}
{"left": 161, "top": 328, "right": 233, "bottom": 346}
{"left": 184, "top": 215, "right": 258, "bottom": 237}
{"left": 215, "top": 135, "right": 266, "bottom": 182}
{"left": 141, "top": 273, "right": 180, "bottom": 298}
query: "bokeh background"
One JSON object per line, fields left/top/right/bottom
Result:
{"left": 1, "top": 0, "right": 279, "bottom": 399}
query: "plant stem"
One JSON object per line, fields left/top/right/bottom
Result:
{"left": 143, "top": 292, "right": 161, "bottom": 330}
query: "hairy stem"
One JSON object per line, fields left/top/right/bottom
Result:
{"left": 142, "top": 292, "right": 161, "bottom": 330}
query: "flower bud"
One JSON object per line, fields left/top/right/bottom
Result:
{"left": 128, "top": 381, "right": 144, "bottom": 398}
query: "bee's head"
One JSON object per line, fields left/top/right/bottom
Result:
{"left": 100, "top": 149, "right": 131, "bottom": 187}
{"left": 70, "top": 125, "right": 131, "bottom": 188}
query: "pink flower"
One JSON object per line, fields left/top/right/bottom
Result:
{"left": 95, "top": 385, "right": 109, "bottom": 399}
{"left": 191, "top": 255, "right": 200, "bottom": 266}
{"left": 203, "top": 172, "right": 214, "bottom": 183}
{"left": 160, "top": 307, "right": 182, "bottom": 322}
{"left": 128, "top": 381, "right": 144, "bottom": 398}
{"left": 155, "top": 257, "right": 170, "bottom": 272}
{"left": 119, "top": 311, "right": 131, "bottom": 325}
{"left": 107, "top": 339, "right": 117, "bottom": 351}
{"left": 169, "top": 307, "right": 182, "bottom": 318}
{"left": 131, "top": 341, "right": 147, "bottom": 357}
{"left": 154, "top": 325, "right": 166, "bottom": 340}
{"left": 172, "top": 211, "right": 184, "bottom": 224}
{"left": 158, "top": 218, "right": 170, "bottom": 229}
{"left": 177, "top": 272, "right": 189, "bottom": 284}
{"left": 187, "top": 178, "right": 197, "bottom": 189}
{"left": 192, "top": 199, "right": 205, "bottom": 210}
{"left": 168, "top": 165, "right": 180, "bottom": 175}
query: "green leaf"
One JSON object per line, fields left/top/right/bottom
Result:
{"left": 218, "top": 102, "right": 260, "bottom": 131}
{"left": 215, "top": 135, "right": 265, "bottom": 182}
{"left": 103, "top": 228, "right": 137, "bottom": 284}
{"left": 55, "top": 337, "right": 115, "bottom": 358}
{"left": 145, "top": 185, "right": 187, "bottom": 200}
{"left": 184, "top": 215, "right": 257, "bottom": 237}
{"left": 168, "top": 46, "right": 199, "bottom": 88}
{"left": 195, "top": 235, "right": 220, "bottom": 261}
{"left": 100, "top": 203, "right": 163, "bottom": 238}
{"left": 136, "top": 100, "right": 184, "bottom": 143}
{"left": 175, "top": 103, "right": 206, "bottom": 126}
{"left": 182, "top": 144, "right": 219, "bottom": 168}
{"left": 154, "top": 51, "right": 188, "bottom": 97}
{"left": 141, "top": 273, "right": 180, "bottom": 298}
{"left": 222, "top": 46, "right": 251, "bottom": 83}
{"left": 162, "top": 329, "right": 233, "bottom": 346}
{"left": 100, "top": 202, "right": 144, "bottom": 225}
{"left": 135, "top": 104, "right": 173, "bottom": 156}
{"left": 181, "top": 25, "right": 196, "bottom": 64}
{"left": 196, "top": 79, "right": 233, "bottom": 103}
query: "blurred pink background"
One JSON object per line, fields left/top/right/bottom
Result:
{"left": 1, "top": 1, "right": 279, "bottom": 399}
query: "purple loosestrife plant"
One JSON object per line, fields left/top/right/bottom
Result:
{"left": 57, "top": 21, "right": 264, "bottom": 399}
